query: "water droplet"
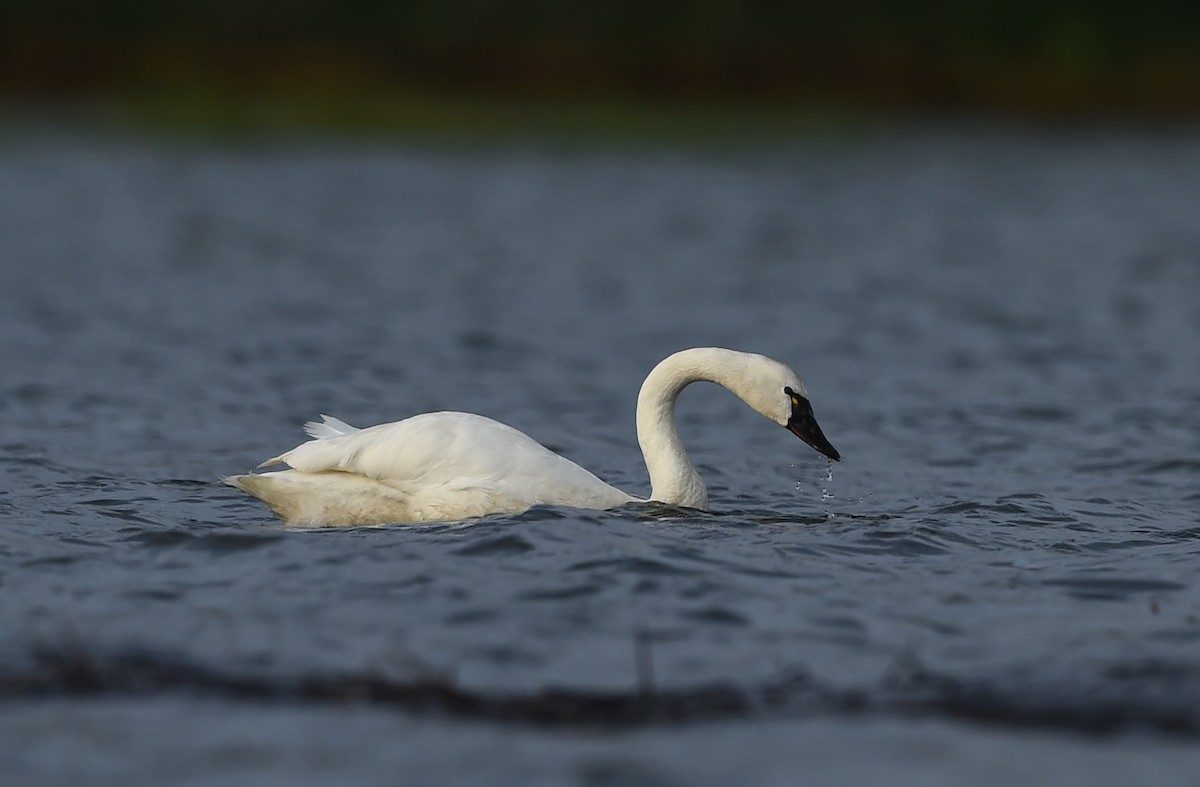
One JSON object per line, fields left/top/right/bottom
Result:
{"left": 820, "top": 457, "right": 835, "bottom": 501}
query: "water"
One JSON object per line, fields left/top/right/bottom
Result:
{"left": 1, "top": 127, "right": 1199, "bottom": 784}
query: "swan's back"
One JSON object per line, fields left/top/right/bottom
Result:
{"left": 227, "top": 412, "right": 634, "bottom": 525}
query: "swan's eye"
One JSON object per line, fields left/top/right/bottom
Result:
{"left": 784, "top": 386, "right": 801, "bottom": 407}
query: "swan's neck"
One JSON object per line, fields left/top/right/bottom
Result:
{"left": 635, "top": 348, "right": 753, "bottom": 510}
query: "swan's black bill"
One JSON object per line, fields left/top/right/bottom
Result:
{"left": 786, "top": 396, "right": 841, "bottom": 461}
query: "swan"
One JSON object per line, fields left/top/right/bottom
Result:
{"left": 224, "top": 347, "right": 840, "bottom": 526}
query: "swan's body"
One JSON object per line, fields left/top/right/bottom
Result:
{"left": 225, "top": 348, "right": 839, "bottom": 526}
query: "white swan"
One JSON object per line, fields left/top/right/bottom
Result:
{"left": 225, "top": 348, "right": 840, "bottom": 526}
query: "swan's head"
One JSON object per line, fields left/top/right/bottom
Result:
{"left": 742, "top": 355, "right": 841, "bottom": 461}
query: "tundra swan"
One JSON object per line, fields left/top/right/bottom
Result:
{"left": 225, "top": 347, "right": 839, "bottom": 525}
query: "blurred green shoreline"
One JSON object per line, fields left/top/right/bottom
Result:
{"left": 4, "top": 81, "right": 1197, "bottom": 147}
{"left": 1, "top": 89, "right": 893, "bottom": 146}
{"left": 3, "top": 1, "right": 1200, "bottom": 142}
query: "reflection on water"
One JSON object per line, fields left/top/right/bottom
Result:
{"left": 1, "top": 128, "right": 1199, "bottom": 783}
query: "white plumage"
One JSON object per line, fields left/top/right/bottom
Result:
{"left": 225, "top": 348, "right": 840, "bottom": 526}
{"left": 300, "top": 414, "right": 358, "bottom": 440}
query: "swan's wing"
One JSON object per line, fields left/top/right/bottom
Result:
{"left": 260, "top": 411, "right": 633, "bottom": 509}
{"left": 268, "top": 412, "right": 563, "bottom": 484}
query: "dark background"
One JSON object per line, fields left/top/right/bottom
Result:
{"left": 3, "top": 1, "right": 1199, "bottom": 137}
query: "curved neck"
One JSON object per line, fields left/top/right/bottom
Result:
{"left": 635, "top": 348, "right": 752, "bottom": 510}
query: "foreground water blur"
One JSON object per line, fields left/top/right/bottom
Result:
{"left": 1, "top": 127, "right": 1199, "bottom": 784}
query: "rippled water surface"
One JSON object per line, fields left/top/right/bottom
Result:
{"left": 2, "top": 129, "right": 1199, "bottom": 784}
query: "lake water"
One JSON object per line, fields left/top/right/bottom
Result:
{"left": 1, "top": 127, "right": 1199, "bottom": 785}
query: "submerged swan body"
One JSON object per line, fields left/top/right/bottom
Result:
{"left": 225, "top": 348, "right": 840, "bottom": 525}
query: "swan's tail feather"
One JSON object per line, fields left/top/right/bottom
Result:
{"left": 224, "top": 473, "right": 299, "bottom": 522}
{"left": 304, "top": 414, "right": 360, "bottom": 440}
{"left": 223, "top": 474, "right": 253, "bottom": 492}
{"left": 224, "top": 470, "right": 414, "bottom": 526}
